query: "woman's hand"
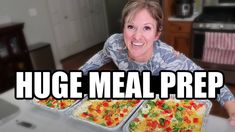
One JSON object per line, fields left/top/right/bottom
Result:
{"left": 224, "top": 100, "right": 235, "bottom": 126}
{"left": 229, "top": 113, "right": 235, "bottom": 126}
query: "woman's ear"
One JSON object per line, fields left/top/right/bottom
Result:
{"left": 155, "top": 32, "right": 161, "bottom": 40}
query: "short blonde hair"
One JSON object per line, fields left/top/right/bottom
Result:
{"left": 121, "top": 0, "right": 163, "bottom": 32}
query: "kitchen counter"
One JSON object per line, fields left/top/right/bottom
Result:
{"left": 0, "top": 89, "right": 235, "bottom": 132}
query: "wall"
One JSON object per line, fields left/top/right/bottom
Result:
{"left": 0, "top": 0, "right": 61, "bottom": 68}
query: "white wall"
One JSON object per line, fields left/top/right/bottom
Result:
{"left": 0, "top": 0, "right": 62, "bottom": 68}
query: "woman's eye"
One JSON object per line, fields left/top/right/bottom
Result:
{"left": 127, "top": 25, "right": 134, "bottom": 29}
{"left": 144, "top": 26, "right": 151, "bottom": 31}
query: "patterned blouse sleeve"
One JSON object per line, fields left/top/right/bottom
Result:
{"left": 162, "top": 46, "right": 235, "bottom": 106}
{"left": 78, "top": 35, "right": 113, "bottom": 74}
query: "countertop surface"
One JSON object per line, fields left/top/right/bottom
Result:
{"left": 0, "top": 89, "right": 235, "bottom": 132}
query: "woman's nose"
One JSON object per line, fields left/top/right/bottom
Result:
{"left": 133, "top": 30, "right": 142, "bottom": 40}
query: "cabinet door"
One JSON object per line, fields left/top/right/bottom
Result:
{"left": 48, "top": 0, "right": 108, "bottom": 59}
{"left": 0, "top": 37, "right": 10, "bottom": 59}
{"left": 0, "top": 38, "right": 8, "bottom": 92}
{"left": 165, "top": 33, "right": 191, "bottom": 57}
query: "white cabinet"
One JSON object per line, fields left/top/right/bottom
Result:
{"left": 47, "top": 0, "right": 108, "bottom": 59}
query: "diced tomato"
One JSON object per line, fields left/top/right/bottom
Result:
{"left": 168, "top": 114, "right": 173, "bottom": 119}
{"left": 120, "top": 113, "right": 124, "bottom": 117}
{"left": 135, "top": 100, "right": 140, "bottom": 104}
{"left": 164, "top": 109, "right": 172, "bottom": 114}
{"left": 60, "top": 102, "right": 65, "bottom": 109}
{"left": 105, "top": 115, "right": 111, "bottom": 120}
{"left": 193, "top": 118, "right": 199, "bottom": 123}
{"left": 151, "top": 121, "right": 158, "bottom": 129}
{"left": 189, "top": 100, "right": 195, "bottom": 106}
{"left": 164, "top": 120, "right": 170, "bottom": 126}
{"left": 147, "top": 120, "right": 157, "bottom": 129}
{"left": 96, "top": 109, "right": 101, "bottom": 113}
{"left": 81, "top": 112, "right": 88, "bottom": 117}
{"left": 166, "top": 127, "right": 172, "bottom": 132}
{"left": 158, "top": 123, "right": 164, "bottom": 128}
{"left": 114, "top": 117, "right": 119, "bottom": 121}
{"left": 147, "top": 121, "right": 152, "bottom": 127}
{"left": 186, "top": 129, "right": 192, "bottom": 132}
{"left": 156, "top": 100, "right": 165, "bottom": 107}
{"left": 176, "top": 103, "right": 179, "bottom": 107}
{"left": 88, "top": 113, "right": 93, "bottom": 117}
{"left": 123, "top": 108, "right": 128, "bottom": 113}
{"left": 183, "top": 116, "right": 191, "bottom": 124}
{"left": 143, "top": 114, "right": 148, "bottom": 118}
{"left": 103, "top": 102, "right": 109, "bottom": 107}
{"left": 192, "top": 103, "right": 199, "bottom": 110}
{"left": 106, "top": 120, "right": 113, "bottom": 126}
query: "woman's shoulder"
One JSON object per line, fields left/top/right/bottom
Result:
{"left": 104, "top": 33, "right": 125, "bottom": 48}
{"left": 155, "top": 40, "right": 174, "bottom": 52}
{"left": 106, "top": 33, "right": 124, "bottom": 43}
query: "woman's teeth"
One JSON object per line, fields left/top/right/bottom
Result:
{"left": 132, "top": 42, "right": 144, "bottom": 46}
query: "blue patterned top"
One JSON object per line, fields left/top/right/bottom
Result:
{"left": 79, "top": 33, "right": 235, "bottom": 106}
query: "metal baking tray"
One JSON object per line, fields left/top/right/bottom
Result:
{"left": 66, "top": 98, "right": 143, "bottom": 131}
{"left": 123, "top": 96, "right": 212, "bottom": 132}
{"left": 30, "top": 97, "right": 83, "bottom": 113}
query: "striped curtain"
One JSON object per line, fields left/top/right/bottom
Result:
{"left": 202, "top": 32, "right": 235, "bottom": 65}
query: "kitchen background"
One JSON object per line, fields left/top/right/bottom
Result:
{"left": 0, "top": 1, "right": 235, "bottom": 130}
{"left": 0, "top": 0, "right": 225, "bottom": 69}
{"left": 0, "top": 0, "right": 235, "bottom": 92}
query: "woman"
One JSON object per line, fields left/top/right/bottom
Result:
{"left": 79, "top": 0, "right": 235, "bottom": 126}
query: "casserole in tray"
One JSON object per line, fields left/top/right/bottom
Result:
{"left": 123, "top": 96, "right": 212, "bottom": 132}
{"left": 67, "top": 98, "right": 143, "bottom": 131}
{"left": 31, "top": 96, "right": 80, "bottom": 112}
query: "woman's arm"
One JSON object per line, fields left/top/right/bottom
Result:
{"left": 79, "top": 49, "right": 111, "bottom": 74}
{"left": 79, "top": 36, "right": 115, "bottom": 74}
{"left": 224, "top": 101, "right": 235, "bottom": 126}
{"left": 79, "top": 34, "right": 124, "bottom": 74}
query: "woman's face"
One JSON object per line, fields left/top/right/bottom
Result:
{"left": 123, "top": 9, "right": 161, "bottom": 62}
